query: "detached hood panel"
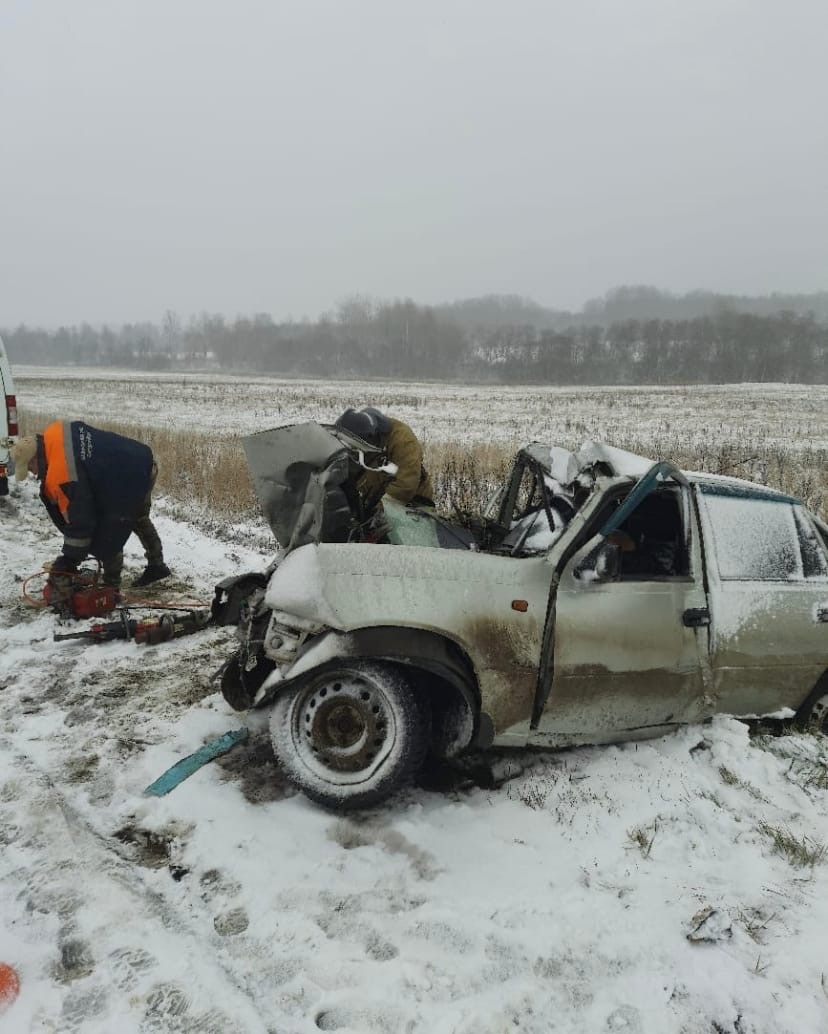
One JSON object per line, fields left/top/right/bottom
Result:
{"left": 242, "top": 423, "right": 355, "bottom": 551}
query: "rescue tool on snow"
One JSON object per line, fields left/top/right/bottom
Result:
{"left": 23, "top": 562, "right": 121, "bottom": 619}
{"left": 44, "top": 579, "right": 120, "bottom": 618}
{"left": 54, "top": 608, "right": 211, "bottom": 644}
{"left": 47, "top": 567, "right": 119, "bottom": 617}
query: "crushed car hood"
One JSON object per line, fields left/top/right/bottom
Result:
{"left": 243, "top": 424, "right": 660, "bottom": 553}
{"left": 242, "top": 422, "right": 364, "bottom": 551}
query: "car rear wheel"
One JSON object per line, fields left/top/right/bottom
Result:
{"left": 809, "top": 692, "right": 828, "bottom": 734}
{"left": 270, "top": 662, "right": 431, "bottom": 810}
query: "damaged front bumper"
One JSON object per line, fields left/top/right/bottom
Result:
{"left": 218, "top": 601, "right": 328, "bottom": 712}
{"left": 263, "top": 610, "right": 325, "bottom": 663}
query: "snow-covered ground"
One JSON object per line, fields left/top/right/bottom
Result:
{"left": 2, "top": 477, "right": 828, "bottom": 1033}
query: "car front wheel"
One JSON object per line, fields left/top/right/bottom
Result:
{"left": 270, "top": 662, "right": 431, "bottom": 810}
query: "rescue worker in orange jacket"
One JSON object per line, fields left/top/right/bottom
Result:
{"left": 334, "top": 407, "right": 433, "bottom": 508}
{"left": 11, "top": 421, "right": 170, "bottom": 590}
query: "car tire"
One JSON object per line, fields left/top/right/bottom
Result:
{"left": 809, "top": 692, "right": 828, "bottom": 734}
{"left": 270, "top": 662, "right": 431, "bottom": 810}
{"left": 797, "top": 673, "right": 828, "bottom": 735}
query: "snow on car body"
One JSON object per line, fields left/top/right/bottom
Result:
{"left": 215, "top": 423, "right": 828, "bottom": 809}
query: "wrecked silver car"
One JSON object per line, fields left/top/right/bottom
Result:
{"left": 214, "top": 423, "right": 828, "bottom": 810}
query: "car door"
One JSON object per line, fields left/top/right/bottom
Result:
{"left": 529, "top": 468, "right": 711, "bottom": 747}
{"left": 696, "top": 485, "right": 828, "bottom": 716}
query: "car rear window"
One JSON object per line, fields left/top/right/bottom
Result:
{"left": 700, "top": 490, "right": 828, "bottom": 582}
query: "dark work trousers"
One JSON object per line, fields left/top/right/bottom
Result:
{"left": 102, "top": 462, "right": 164, "bottom": 586}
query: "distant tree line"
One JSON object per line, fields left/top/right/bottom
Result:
{"left": 473, "top": 310, "right": 826, "bottom": 384}
{"left": 579, "top": 285, "right": 828, "bottom": 325}
{"left": 433, "top": 285, "right": 828, "bottom": 330}
{"left": 4, "top": 290, "right": 827, "bottom": 384}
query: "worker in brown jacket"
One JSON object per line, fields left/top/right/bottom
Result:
{"left": 335, "top": 407, "right": 434, "bottom": 509}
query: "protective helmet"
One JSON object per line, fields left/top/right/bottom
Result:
{"left": 335, "top": 408, "right": 381, "bottom": 444}
{"left": 361, "top": 407, "right": 392, "bottom": 435}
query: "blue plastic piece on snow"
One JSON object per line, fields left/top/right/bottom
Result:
{"left": 143, "top": 728, "right": 249, "bottom": 797}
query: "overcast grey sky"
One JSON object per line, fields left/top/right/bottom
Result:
{"left": 2, "top": 0, "right": 827, "bottom": 326}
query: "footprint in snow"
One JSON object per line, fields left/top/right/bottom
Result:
{"left": 199, "top": 867, "right": 242, "bottom": 902}
{"left": 364, "top": 930, "right": 399, "bottom": 961}
{"left": 114, "top": 823, "right": 188, "bottom": 871}
{"left": 606, "top": 1005, "right": 643, "bottom": 1032}
{"left": 141, "top": 985, "right": 234, "bottom": 1034}
{"left": 316, "top": 912, "right": 399, "bottom": 962}
{"left": 141, "top": 982, "right": 191, "bottom": 1028}
{"left": 315, "top": 1004, "right": 407, "bottom": 1032}
{"left": 213, "top": 907, "right": 250, "bottom": 936}
{"left": 60, "top": 984, "right": 109, "bottom": 1030}
{"left": 63, "top": 753, "right": 100, "bottom": 784}
{"left": 108, "top": 946, "right": 159, "bottom": 991}
{"left": 53, "top": 936, "right": 95, "bottom": 984}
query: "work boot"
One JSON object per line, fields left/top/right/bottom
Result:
{"left": 132, "top": 563, "right": 171, "bottom": 588}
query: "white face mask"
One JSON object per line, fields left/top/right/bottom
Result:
{"left": 355, "top": 450, "right": 398, "bottom": 477}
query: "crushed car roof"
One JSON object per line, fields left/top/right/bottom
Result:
{"left": 526, "top": 441, "right": 800, "bottom": 504}
{"left": 523, "top": 441, "right": 659, "bottom": 483}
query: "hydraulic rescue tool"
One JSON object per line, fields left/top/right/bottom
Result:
{"left": 53, "top": 608, "right": 211, "bottom": 645}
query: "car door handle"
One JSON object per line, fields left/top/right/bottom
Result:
{"left": 683, "top": 607, "right": 710, "bottom": 628}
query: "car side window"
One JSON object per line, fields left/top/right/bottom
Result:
{"left": 613, "top": 487, "right": 689, "bottom": 579}
{"left": 702, "top": 491, "right": 816, "bottom": 582}
{"left": 575, "top": 486, "right": 689, "bottom": 580}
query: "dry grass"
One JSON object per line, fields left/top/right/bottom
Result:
{"left": 627, "top": 820, "right": 659, "bottom": 857}
{"left": 21, "top": 409, "right": 259, "bottom": 521}
{"left": 758, "top": 823, "right": 827, "bottom": 868}
{"left": 506, "top": 776, "right": 553, "bottom": 811}
{"left": 426, "top": 440, "right": 514, "bottom": 515}
{"left": 718, "top": 765, "right": 767, "bottom": 802}
{"left": 20, "top": 408, "right": 827, "bottom": 524}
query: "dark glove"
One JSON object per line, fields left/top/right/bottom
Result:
{"left": 50, "top": 555, "right": 80, "bottom": 575}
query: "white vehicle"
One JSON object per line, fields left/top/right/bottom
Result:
{"left": 215, "top": 424, "right": 828, "bottom": 810}
{"left": 0, "top": 335, "right": 19, "bottom": 496}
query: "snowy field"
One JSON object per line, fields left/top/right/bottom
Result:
{"left": 14, "top": 366, "right": 828, "bottom": 452}
{"left": 2, "top": 372, "right": 828, "bottom": 1032}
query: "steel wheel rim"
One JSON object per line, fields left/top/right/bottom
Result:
{"left": 292, "top": 671, "right": 397, "bottom": 784}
